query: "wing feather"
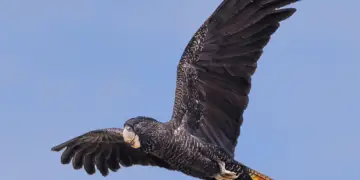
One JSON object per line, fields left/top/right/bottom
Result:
{"left": 51, "top": 128, "right": 172, "bottom": 176}
{"left": 169, "top": 0, "right": 298, "bottom": 155}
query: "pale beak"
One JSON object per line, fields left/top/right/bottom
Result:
{"left": 123, "top": 126, "right": 141, "bottom": 149}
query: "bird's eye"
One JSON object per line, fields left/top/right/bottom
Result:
{"left": 126, "top": 126, "right": 132, "bottom": 131}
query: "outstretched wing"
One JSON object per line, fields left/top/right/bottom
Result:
{"left": 51, "top": 128, "right": 172, "bottom": 176}
{"left": 169, "top": 0, "right": 297, "bottom": 155}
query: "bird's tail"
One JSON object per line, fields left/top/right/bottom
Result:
{"left": 236, "top": 163, "right": 273, "bottom": 180}
{"left": 244, "top": 166, "right": 272, "bottom": 180}
{"left": 225, "top": 161, "right": 273, "bottom": 180}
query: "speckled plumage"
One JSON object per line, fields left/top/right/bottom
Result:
{"left": 51, "top": 0, "right": 298, "bottom": 179}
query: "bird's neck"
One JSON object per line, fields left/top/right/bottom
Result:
{"left": 149, "top": 122, "right": 173, "bottom": 142}
{"left": 139, "top": 122, "right": 172, "bottom": 153}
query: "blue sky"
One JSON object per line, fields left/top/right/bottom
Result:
{"left": 0, "top": 0, "right": 359, "bottom": 179}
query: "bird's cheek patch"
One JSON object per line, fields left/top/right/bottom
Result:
{"left": 123, "top": 127, "right": 136, "bottom": 143}
{"left": 131, "top": 135, "right": 141, "bottom": 149}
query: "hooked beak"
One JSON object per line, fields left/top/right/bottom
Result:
{"left": 123, "top": 126, "right": 141, "bottom": 149}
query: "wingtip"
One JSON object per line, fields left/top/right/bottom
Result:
{"left": 288, "top": 7, "right": 298, "bottom": 14}
{"left": 50, "top": 145, "right": 62, "bottom": 152}
{"left": 50, "top": 142, "right": 67, "bottom": 152}
{"left": 291, "top": 0, "right": 302, "bottom": 7}
{"left": 290, "top": 0, "right": 302, "bottom": 4}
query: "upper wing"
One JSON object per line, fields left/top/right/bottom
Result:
{"left": 51, "top": 128, "right": 172, "bottom": 176}
{"left": 169, "top": 0, "right": 297, "bottom": 155}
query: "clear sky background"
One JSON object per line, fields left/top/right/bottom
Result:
{"left": 0, "top": 0, "right": 359, "bottom": 180}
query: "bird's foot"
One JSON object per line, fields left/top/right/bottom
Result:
{"left": 214, "top": 161, "right": 239, "bottom": 180}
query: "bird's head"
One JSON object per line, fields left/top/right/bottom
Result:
{"left": 123, "top": 116, "right": 159, "bottom": 149}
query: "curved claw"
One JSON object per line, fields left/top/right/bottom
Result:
{"left": 214, "top": 161, "right": 239, "bottom": 180}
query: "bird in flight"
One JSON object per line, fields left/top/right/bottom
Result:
{"left": 51, "top": 0, "right": 298, "bottom": 179}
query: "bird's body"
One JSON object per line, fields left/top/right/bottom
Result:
{"left": 51, "top": 0, "right": 299, "bottom": 179}
{"left": 144, "top": 124, "right": 219, "bottom": 179}
{"left": 131, "top": 120, "right": 231, "bottom": 179}
{"left": 160, "top": 131, "right": 249, "bottom": 180}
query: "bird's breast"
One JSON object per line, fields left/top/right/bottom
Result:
{"left": 152, "top": 133, "right": 202, "bottom": 167}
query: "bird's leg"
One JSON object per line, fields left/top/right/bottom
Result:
{"left": 214, "top": 161, "right": 239, "bottom": 180}
{"left": 198, "top": 144, "right": 239, "bottom": 179}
